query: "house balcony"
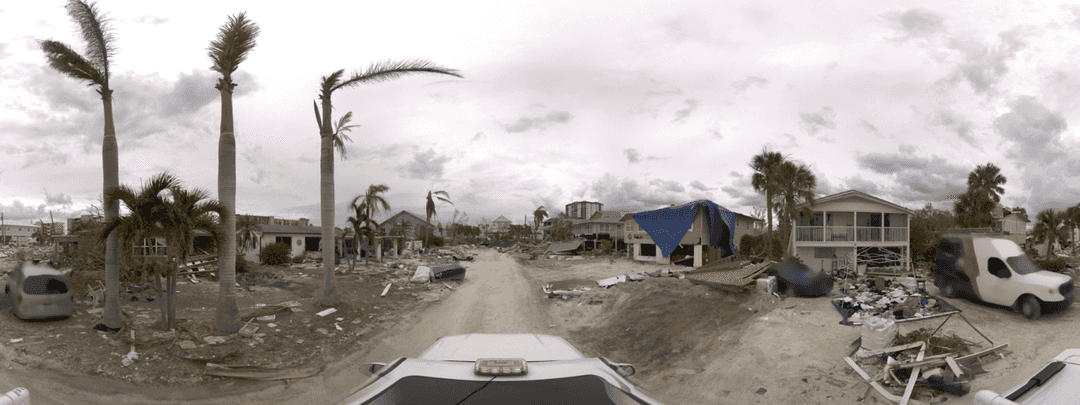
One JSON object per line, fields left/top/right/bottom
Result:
{"left": 795, "top": 226, "right": 908, "bottom": 243}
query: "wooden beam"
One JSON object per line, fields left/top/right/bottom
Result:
{"left": 844, "top": 356, "right": 928, "bottom": 405}
{"left": 857, "top": 342, "right": 925, "bottom": 358}
{"left": 944, "top": 356, "right": 964, "bottom": 378}
{"left": 899, "top": 339, "right": 926, "bottom": 405}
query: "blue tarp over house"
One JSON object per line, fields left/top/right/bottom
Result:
{"left": 630, "top": 200, "right": 736, "bottom": 259}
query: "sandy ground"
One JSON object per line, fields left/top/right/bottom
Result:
{"left": 2, "top": 248, "right": 1078, "bottom": 404}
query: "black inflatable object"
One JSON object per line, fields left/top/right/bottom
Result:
{"left": 776, "top": 262, "right": 833, "bottom": 297}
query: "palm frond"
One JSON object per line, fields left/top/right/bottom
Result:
{"left": 333, "top": 111, "right": 359, "bottom": 160}
{"left": 320, "top": 70, "right": 345, "bottom": 96}
{"left": 208, "top": 12, "right": 260, "bottom": 77}
{"left": 39, "top": 40, "right": 104, "bottom": 85}
{"left": 66, "top": 0, "right": 115, "bottom": 82}
{"left": 333, "top": 59, "right": 462, "bottom": 92}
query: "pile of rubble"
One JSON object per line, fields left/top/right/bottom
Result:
{"left": 832, "top": 277, "right": 960, "bottom": 325}
{"left": 845, "top": 325, "right": 1010, "bottom": 404}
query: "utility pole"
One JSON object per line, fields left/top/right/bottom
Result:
{"left": 1, "top": 212, "right": 5, "bottom": 246}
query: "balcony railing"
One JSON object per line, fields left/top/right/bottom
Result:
{"left": 795, "top": 226, "right": 908, "bottom": 243}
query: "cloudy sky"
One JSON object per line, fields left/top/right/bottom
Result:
{"left": 3, "top": 1, "right": 1080, "bottom": 229}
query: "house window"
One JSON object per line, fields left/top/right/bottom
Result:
{"left": 276, "top": 236, "right": 292, "bottom": 246}
{"left": 814, "top": 247, "right": 836, "bottom": 259}
{"left": 640, "top": 243, "right": 656, "bottom": 257}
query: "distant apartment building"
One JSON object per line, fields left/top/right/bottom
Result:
{"left": 67, "top": 214, "right": 103, "bottom": 235}
{"left": 1, "top": 224, "right": 40, "bottom": 246}
{"left": 565, "top": 201, "right": 603, "bottom": 220}
{"left": 40, "top": 222, "right": 65, "bottom": 237}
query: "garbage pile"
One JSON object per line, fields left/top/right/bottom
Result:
{"left": 845, "top": 326, "right": 1010, "bottom": 403}
{"left": 832, "top": 277, "right": 961, "bottom": 325}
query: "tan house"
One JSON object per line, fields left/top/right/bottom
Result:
{"left": 621, "top": 200, "right": 749, "bottom": 267}
{"left": 246, "top": 223, "right": 323, "bottom": 262}
{"left": 492, "top": 215, "right": 512, "bottom": 234}
{"left": 791, "top": 190, "right": 913, "bottom": 274}
{"left": 992, "top": 207, "right": 1029, "bottom": 247}
{"left": 378, "top": 211, "right": 445, "bottom": 239}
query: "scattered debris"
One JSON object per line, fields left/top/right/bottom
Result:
{"left": 203, "top": 336, "right": 227, "bottom": 345}
{"left": 844, "top": 320, "right": 1010, "bottom": 404}
{"left": 442, "top": 282, "right": 454, "bottom": 290}
{"left": 756, "top": 276, "right": 777, "bottom": 294}
{"left": 242, "top": 305, "right": 293, "bottom": 322}
{"left": 316, "top": 308, "right": 338, "bottom": 317}
{"left": 411, "top": 266, "right": 432, "bottom": 284}
{"left": 597, "top": 275, "right": 626, "bottom": 288}
{"left": 381, "top": 283, "right": 392, "bottom": 297}
{"left": 833, "top": 280, "right": 960, "bottom": 325}
{"left": 178, "top": 340, "right": 198, "bottom": 350}
{"left": 626, "top": 273, "right": 645, "bottom": 282}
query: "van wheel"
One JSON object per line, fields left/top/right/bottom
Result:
{"left": 941, "top": 283, "right": 958, "bottom": 298}
{"left": 1019, "top": 296, "right": 1042, "bottom": 320}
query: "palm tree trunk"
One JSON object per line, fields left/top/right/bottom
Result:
{"left": 156, "top": 265, "right": 166, "bottom": 328}
{"left": 214, "top": 84, "right": 241, "bottom": 333}
{"left": 320, "top": 96, "right": 339, "bottom": 307}
{"left": 101, "top": 90, "right": 123, "bottom": 330}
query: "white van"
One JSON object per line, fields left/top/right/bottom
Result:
{"left": 935, "top": 233, "right": 1074, "bottom": 320}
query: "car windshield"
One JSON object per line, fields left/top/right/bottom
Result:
{"left": 365, "top": 375, "right": 651, "bottom": 405}
{"left": 1006, "top": 255, "right": 1043, "bottom": 275}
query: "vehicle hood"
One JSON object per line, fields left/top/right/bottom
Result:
{"left": 1019, "top": 271, "right": 1073, "bottom": 289}
{"left": 419, "top": 333, "right": 586, "bottom": 362}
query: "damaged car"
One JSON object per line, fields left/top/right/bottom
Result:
{"left": 934, "top": 233, "right": 1074, "bottom": 320}
{"left": 3, "top": 260, "right": 74, "bottom": 320}
{"left": 331, "top": 333, "right": 665, "bottom": 404}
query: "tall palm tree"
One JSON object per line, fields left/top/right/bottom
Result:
{"left": 1033, "top": 208, "right": 1068, "bottom": 258}
{"left": 967, "top": 163, "right": 1007, "bottom": 204}
{"left": 102, "top": 173, "right": 178, "bottom": 328}
{"left": 749, "top": 147, "right": 786, "bottom": 233}
{"left": 313, "top": 61, "right": 461, "bottom": 306}
{"left": 425, "top": 190, "right": 453, "bottom": 249}
{"left": 163, "top": 185, "right": 222, "bottom": 330}
{"left": 954, "top": 188, "right": 993, "bottom": 228}
{"left": 208, "top": 12, "right": 259, "bottom": 334}
{"left": 773, "top": 160, "right": 817, "bottom": 257}
{"left": 40, "top": 0, "right": 122, "bottom": 330}
{"left": 533, "top": 207, "right": 548, "bottom": 241}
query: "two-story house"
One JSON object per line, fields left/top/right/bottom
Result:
{"left": 791, "top": 190, "right": 913, "bottom": 274}
{"left": 620, "top": 200, "right": 744, "bottom": 267}
{"left": 991, "top": 207, "right": 1029, "bottom": 248}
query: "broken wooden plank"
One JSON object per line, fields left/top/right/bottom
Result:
{"left": 857, "top": 342, "right": 925, "bottom": 359}
{"left": 957, "top": 343, "right": 1008, "bottom": 363}
{"left": 899, "top": 339, "right": 926, "bottom": 405}
{"left": 381, "top": 283, "right": 392, "bottom": 297}
{"left": 844, "top": 356, "right": 928, "bottom": 405}
{"left": 203, "top": 363, "right": 323, "bottom": 380}
{"left": 945, "top": 356, "right": 964, "bottom": 378}
{"left": 442, "top": 282, "right": 453, "bottom": 290}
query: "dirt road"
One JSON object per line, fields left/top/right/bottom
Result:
{"left": 266, "top": 249, "right": 556, "bottom": 404}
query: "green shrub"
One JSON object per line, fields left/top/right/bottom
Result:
{"left": 596, "top": 240, "right": 613, "bottom": 255}
{"left": 259, "top": 242, "right": 292, "bottom": 266}
{"left": 292, "top": 254, "right": 305, "bottom": 264}
{"left": 236, "top": 255, "right": 253, "bottom": 274}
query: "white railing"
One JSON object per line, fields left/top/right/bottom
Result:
{"left": 796, "top": 226, "right": 908, "bottom": 243}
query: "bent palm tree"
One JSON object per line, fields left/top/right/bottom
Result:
{"left": 350, "top": 184, "right": 391, "bottom": 265}
{"left": 40, "top": 0, "right": 122, "bottom": 329}
{"left": 749, "top": 147, "right": 786, "bottom": 233}
{"left": 313, "top": 61, "right": 461, "bottom": 306}
{"left": 425, "top": 190, "right": 453, "bottom": 249}
{"left": 533, "top": 207, "right": 547, "bottom": 241}
{"left": 208, "top": 11, "right": 259, "bottom": 333}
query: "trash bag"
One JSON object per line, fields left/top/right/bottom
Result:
{"left": 776, "top": 262, "right": 833, "bottom": 297}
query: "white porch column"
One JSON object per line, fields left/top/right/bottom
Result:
{"left": 392, "top": 239, "right": 399, "bottom": 258}
{"left": 693, "top": 244, "right": 703, "bottom": 268}
{"left": 375, "top": 237, "right": 382, "bottom": 261}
